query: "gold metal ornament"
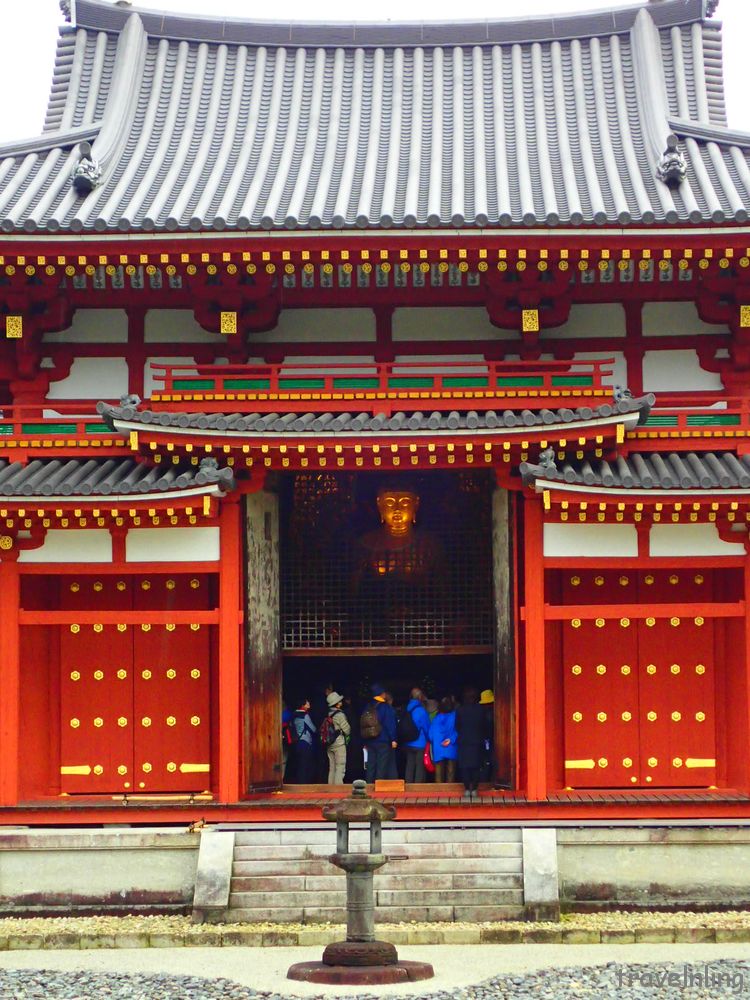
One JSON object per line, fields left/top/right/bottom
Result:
{"left": 670, "top": 617, "right": 680, "bottom": 627}
{"left": 142, "top": 763, "right": 152, "bottom": 773}
{"left": 70, "top": 624, "right": 80, "bottom": 634}
{"left": 94, "top": 670, "right": 104, "bottom": 681}
{"left": 167, "top": 668, "right": 177, "bottom": 679}
{"left": 570, "top": 576, "right": 580, "bottom": 586}
{"left": 93, "top": 623, "right": 103, "bottom": 633}
{"left": 117, "top": 669, "right": 127, "bottom": 680}
{"left": 595, "top": 618, "right": 605, "bottom": 628}
{"left": 673, "top": 757, "right": 683, "bottom": 768}
{"left": 93, "top": 765, "right": 104, "bottom": 776}
{"left": 94, "top": 717, "right": 103, "bottom": 728}
{"left": 572, "top": 712, "right": 583, "bottom": 722}
{"left": 117, "top": 717, "right": 128, "bottom": 727}
{"left": 622, "top": 757, "right": 632, "bottom": 768}
{"left": 695, "top": 664, "right": 706, "bottom": 675}
{"left": 621, "top": 665, "right": 631, "bottom": 675}
{"left": 596, "top": 665, "right": 606, "bottom": 675}
{"left": 647, "top": 711, "right": 657, "bottom": 721}
{"left": 648, "top": 757, "right": 658, "bottom": 768}
{"left": 167, "top": 762, "right": 177, "bottom": 773}
{"left": 597, "top": 758, "right": 608, "bottom": 768}
{"left": 190, "top": 669, "right": 201, "bottom": 679}
{"left": 671, "top": 711, "right": 681, "bottom": 721}
{"left": 646, "top": 664, "right": 656, "bottom": 675}
{"left": 142, "top": 670, "right": 152, "bottom": 680}
{"left": 571, "top": 619, "right": 581, "bottom": 629}
{"left": 70, "top": 718, "right": 80, "bottom": 728}
{"left": 141, "top": 717, "right": 152, "bottom": 727}
{"left": 695, "top": 711, "right": 706, "bottom": 722}
{"left": 621, "top": 711, "right": 632, "bottom": 722}
{"left": 597, "top": 712, "right": 607, "bottom": 722}
{"left": 70, "top": 671, "right": 80, "bottom": 681}
{"left": 166, "top": 716, "right": 176, "bottom": 727}
{"left": 671, "top": 664, "right": 680, "bottom": 675}
{"left": 190, "top": 715, "right": 201, "bottom": 726}
{"left": 118, "top": 765, "right": 127, "bottom": 775}
{"left": 645, "top": 617, "right": 655, "bottom": 627}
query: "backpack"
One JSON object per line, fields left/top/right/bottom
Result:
{"left": 282, "top": 719, "right": 299, "bottom": 746}
{"left": 319, "top": 715, "right": 339, "bottom": 747}
{"left": 360, "top": 704, "right": 382, "bottom": 741}
{"left": 397, "top": 707, "right": 419, "bottom": 744}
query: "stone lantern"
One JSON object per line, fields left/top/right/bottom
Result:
{"left": 287, "top": 779, "right": 434, "bottom": 985}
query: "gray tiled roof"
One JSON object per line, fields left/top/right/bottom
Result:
{"left": 520, "top": 450, "right": 750, "bottom": 491}
{"left": 0, "top": 457, "right": 234, "bottom": 498}
{"left": 0, "top": 0, "right": 746, "bottom": 231}
{"left": 98, "top": 393, "right": 653, "bottom": 435}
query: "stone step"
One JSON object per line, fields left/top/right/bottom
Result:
{"left": 231, "top": 872, "right": 523, "bottom": 893}
{"left": 231, "top": 856, "right": 522, "bottom": 877}
{"left": 375, "top": 888, "right": 524, "bottom": 906}
{"left": 230, "top": 890, "right": 347, "bottom": 909}
{"left": 222, "top": 903, "right": 526, "bottom": 924}
{"left": 229, "top": 886, "right": 523, "bottom": 910}
{"left": 233, "top": 841, "right": 522, "bottom": 862}
{"left": 233, "top": 827, "right": 522, "bottom": 848}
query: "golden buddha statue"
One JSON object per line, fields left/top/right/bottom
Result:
{"left": 357, "top": 483, "right": 443, "bottom": 585}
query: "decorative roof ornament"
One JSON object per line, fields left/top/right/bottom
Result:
{"left": 59, "top": 0, "right": 72, "bottom": 22}
{"left": 705, "top": 0, "right": 719, "bottom": 15}
{"left": 71, "top": 156, "right": 102, "bottom": 194}
{"left": 119, "top": 393, "right": 141, "bottom": 408}
{"left": 536, "top": 447, "right": 557, "bottom": 473}
{"left": 656, "top": 138, "right": 687, "bottom": 187}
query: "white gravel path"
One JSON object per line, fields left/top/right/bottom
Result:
{"left": 1, "top": 943, "right": 750, "bottom": 996}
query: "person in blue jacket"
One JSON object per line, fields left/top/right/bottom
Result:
{"left": 403, "top": 687, "right": 431, "bottom": 784}
{"left": 363, "top": 682, "right": 398, "bottom": 782}
{"left": 428, "top": 697, "right": 458, "bottom": 784}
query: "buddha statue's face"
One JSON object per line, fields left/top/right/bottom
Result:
{"left": 376, "top": 489, "right": 419, "bottom": 538}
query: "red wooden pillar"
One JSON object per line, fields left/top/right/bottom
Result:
{"left": 0, "top": 550, "right": 21, "bottom": 806}
{"left": 217, "top": 496, "right": 242, "bottom": 803}
{"left": 523, "top": 497, "right": 547, "bottom": 801}
{"left": 744, "top": 552, "right": 750, "bottom": 793}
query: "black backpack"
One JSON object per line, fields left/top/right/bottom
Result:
{"left": 360, "top": 704, "right": 382, "bottom": 740}
{"left": 397, "top": 707, "right": 419, "bottom": 744}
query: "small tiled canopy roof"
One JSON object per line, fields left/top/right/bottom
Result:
{"left": 98, "top": 394, "right": 653, "bottom": 435}
{"left": 0, "top": 457, "right": 234, "bottom": 498}
{"left": 521, "top": 451, "right": 750, "bottom": 491}
{"left": 0, "top": 0, "right": 745, "bottom": 231}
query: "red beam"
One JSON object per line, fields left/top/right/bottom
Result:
{"left": 542, "top": 601, "right": 744, "bottom": 620}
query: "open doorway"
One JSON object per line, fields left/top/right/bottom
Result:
{"left": 282, "top": 652, "right": 494, "bottom": 785}
{"left": 278, "top": 470, "right": 505, "bottom": 788}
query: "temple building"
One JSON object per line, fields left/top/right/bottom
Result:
{"left": 1, "top": 0, "right": 750, "bottom": 825}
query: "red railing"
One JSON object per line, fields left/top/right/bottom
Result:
{"left": 148, "top": 358, "right": 616, "bottom": 413}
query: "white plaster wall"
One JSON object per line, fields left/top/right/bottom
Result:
{"left": 571, "top": 351, "right": 627, "bottom": 388}
{"left": 393, "top": 307, "right": 516, "bottom": 341}
{"left": 543, "top": 522, "right": 638, "bottom": 557}
{"left": 544, "top": 304, "right": 625, "bottom": 340}
{"left": 642, "top": 301, "right": 727, "bottom": 337}
{"left": 19, "top": 530, "right": 112, "bottom": 563}
{"left": 145, "top": 309, "right": 226, "bottom": 344}
{"left": 43, "top": 309, "right": 128, "bottom": 344}
{"left": 642, "top": 350, "right": 723, "bottom": 392}
{"left": 252, "top": 309, "right": 375, "bottom": 343}
{"left": 126, "top": 527, "right": 220, "bottom": 562}
{"left": 47, "top": 358, "right": 129, "bottom": 399}
{"left": 649, "top": 523, "right": 746, "bottom": 556}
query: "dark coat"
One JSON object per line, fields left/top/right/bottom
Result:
{"left": 456, "top": 703, "right": 486, "bottom": 769}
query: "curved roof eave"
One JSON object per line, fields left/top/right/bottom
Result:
{"left": 70, "top": 0, "right": 712, "bottom": 49}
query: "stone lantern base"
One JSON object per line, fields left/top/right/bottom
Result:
{"left": 287, "top": 958, "right": 435, "bottom": 985}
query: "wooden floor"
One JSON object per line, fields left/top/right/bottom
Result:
{"left": 5, "top": 783, "right": 750, "bottom": 825}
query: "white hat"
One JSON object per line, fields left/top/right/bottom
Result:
{"left": 327, "top": 691, "right": 344, "bottom": 708}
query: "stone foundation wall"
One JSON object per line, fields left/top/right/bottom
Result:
{"left": 0, "top": 829, "right": 200, "bottom": 914}
{"left": 558, "top": 827, "right": 750, "bottom": 910}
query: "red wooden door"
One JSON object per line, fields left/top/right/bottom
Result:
{"left": 562, "top": 571, "right": 640, "bottom": 788}
{"left": 132, "top": 576, "right": 211, "bottom": 792}
{"left": 59, "top": 577, "right": 133, "bottom": 793}
{"left": 637, "top": 571, "right": 716, "bottom": 788}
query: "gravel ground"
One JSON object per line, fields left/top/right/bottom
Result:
{"left": 1, "top": 945, "right": 750, "bottom": 999}
{"left": 3, "top": 909, "right": 750, "bottom": 937}
{"left": 1, "top": 959, "right": 750, "bottom": 999}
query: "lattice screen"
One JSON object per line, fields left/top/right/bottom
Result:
{"left": 281, "top": 471, "right": 494, "bottom": 650}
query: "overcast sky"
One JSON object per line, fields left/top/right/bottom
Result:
{"left": 1, "top": 0, "right": 748, "bottom": 141}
